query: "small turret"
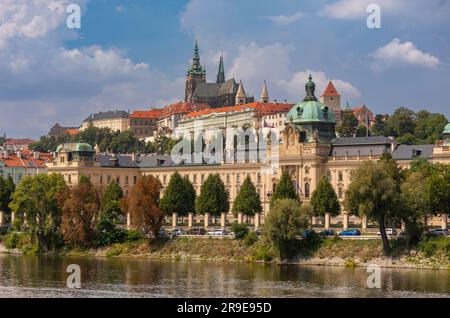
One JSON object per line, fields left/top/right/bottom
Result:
{"left": 216, "top": 55, "right": 225, "bottom": 84}
{"left": 235, "top": 81, "right": 247, "bottom": 105}
{"left": 260, "top": 80, "right": 269, "bottom": 103}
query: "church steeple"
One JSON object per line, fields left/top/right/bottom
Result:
{"left": 188, "top": 41, "right": 205, "bottom": 76}
{"left": 260, "top": 80, "right": 269, "bottom": 103}
{"left": 185, "top": 41, "right": 206, "bottom": 102}
{"left": 216, "top": 55, "right": 225, "bottom": 84}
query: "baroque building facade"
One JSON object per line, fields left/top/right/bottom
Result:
{"left": 47, "top": 76, "right": 450, "bottom": 230}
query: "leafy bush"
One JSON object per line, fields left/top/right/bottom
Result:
{"left": 126, "top": 229, "right": 144, "bottom": 242}
{"left": 418, "top": 237, "right": 450, "bottom": 259}
{"left": 230, "top": 222, "right": 249, "bottom": 240}
{"left": 243, "top": 231, "right": 258, "bottom": 246}
{"left": 4, "top": 232, "right": 20, "bottom": 249}
{"left": 12, "top": 217, "right": 23, "bottom": 232}
{"left": 253, "top": 244, "right": 275, "bottom": 262}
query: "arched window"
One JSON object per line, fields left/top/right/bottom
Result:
{"left": 305, "top": 183, "right": 310, "bottom": 198}
{"left": 305, "top": 166, "right": 310, "bottom": 174}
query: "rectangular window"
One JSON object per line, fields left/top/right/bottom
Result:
{"left": 133, "top": 176, "right": 137, "bottom": 185}
{"left": 125, "top": 176, "right": 129, "bottom": 185}
{"left": 338, "top": 171, "right": 343, "bottom": 182}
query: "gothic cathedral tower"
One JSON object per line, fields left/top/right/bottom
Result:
{"left": 185, "top": 41, "right": 206, "bottom": 102}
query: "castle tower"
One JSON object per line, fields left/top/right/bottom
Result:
{"left": 185, "top": 41, "right": 206, "bottom": 102}
{"left": 235, "top": 81, "right": 247, "bottom": 105}
{"left": 216, "top": 55, "right": 225, "bottom": 84}
{"left": 260, "top": 81, "right": 269, "bottom": 103}
{"left": 320, "top": 81, "right": 341, "bottom": 124}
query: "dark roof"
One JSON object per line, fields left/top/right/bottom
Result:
{"left": 99, "top": 155, "right": 139, "bottom": 168}
{"left": 83, "top": 110, "right": 129, "bottom": 122}
{"left": 332, "top": 136, "right": 397, "bottom": 146}
{"left": 331, "top": 145, "right": 390, "bottom": 158}
{"left": 392, "top": 144, "right": 434, "bottom": 160}
{"left": 194, "top": 79, "right": 237, "bottom": 98}
{"left": 139, "top": 154, "right": 219, "bottom": 168}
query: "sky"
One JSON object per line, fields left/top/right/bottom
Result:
{"left": 1, "top": 0, "right": 450, "bottom": 138}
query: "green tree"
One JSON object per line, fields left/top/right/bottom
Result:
{"left": 160, "top": 172, "right": 196, "bottom": 217}
{"left": 232, "top": 176, "right": 262, "bottom": 217}
{"left": 195, "top": 174, "right": 229, "bottom": 216}
{"left": 344, "top": 157, "right": 402, "bottom": 255}
{"left": 336, "top": 112, "right": 359, "bottom": 137}
{"left": 370, "top": 114, "right": 388, "bottom": 136}
{"left": 101, "top": 181, "right": 123, "bottom": 209}
{"left": 264, "top": 199, "right": 309, "bottom": 259}
{"left": 400, "top": 168, "right": 431, "bottom": 248}
{"left": 270, "top": 171, "right": 298, "bottom": 207}
{"left": 95, "top": 182, "right": 125, "bottom": 246}
{"left": 0, "top": 176, "right": 15, "bottom": 214}
{"left": 387, "top": 107, "right": 416, "bottom": 137}
{"left": 425, "top": 164, "right": 450, "bottom": 217}
{"left": 414, "top": 110, "right": 448, "bottom": 144}
{"left": 310, "top": 176, "right": 340, "bottom": 217}
{"left": 9, "top": 174, "right": 66, "bottom": 251}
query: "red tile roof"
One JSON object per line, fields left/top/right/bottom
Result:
{"left": 321, "top": 81, "right": 340, "bottom": 97}
{"left": 160, "top": 102, "right": 210, "bottom": 118}
{"left": 0, "top": 154, "right": 49, "bottom": 168}
{"left": 130, "top": 109, "right": 164, "bottom": 119}
{"left": 5, "top": 138, "right": 35, "bottom": 146}
{"left": 185, "top": 102, "right": 294, "bottom": 119}
{"left": 64, "top": 129, "right": 79, "bottom": 135}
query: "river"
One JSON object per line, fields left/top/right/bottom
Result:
{"left": 0, "top": 255, "right": 448, "bottom": 298}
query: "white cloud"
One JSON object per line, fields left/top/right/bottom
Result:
{"left": 278, "top": 70, "right": 361, "bottom": 101}
{"left": 0, "top": 0, "right": 184, "bottom": 138}
{"left": 115, "top": 5, "right": 126, "bottom": 13}
{"left": 319, "top": 0, "right": 450, "bottom": 23}
{"left": 262, "top": 12, "right": 306, "bottom": 26}
{"left": 226, "top": 42, "right": 360, "bottom": 103}
{"left": 369, "top": 38, "right": 440, "bottom": 71}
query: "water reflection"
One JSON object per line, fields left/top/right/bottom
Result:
{"left": 0, "top": 255, "right": 448, "bottom": 298}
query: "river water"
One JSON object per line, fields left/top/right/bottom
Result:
{"left": 0, "top": 255, "right": 448, "bottom": 298}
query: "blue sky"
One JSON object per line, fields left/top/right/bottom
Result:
{"left": 1, "top": 0, "right": 449, "bottom": 138}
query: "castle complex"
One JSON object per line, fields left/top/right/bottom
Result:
{"left": 46, "top": 75, "right": 450, "bottom": 230}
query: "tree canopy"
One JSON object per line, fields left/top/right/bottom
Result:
{"left": 122, "top": 175, "right": 163, "bottom": 236}
{"left": 160, "top": 172, "right": 196, "bottom": 217}
{"left": 270, "top": 171, "right": 299, "bottom": 207}
{"left": 264, "top": 199, "right": 309, "bottom": 259}
{"left": 195, "top": 174, "right": 229, "bottom": 216}
{"left": 344, "top": 156, "right": 402, "bottom": 255}
{"left": 232, "top": 175, "right": 262, "bottom": 217}
{"left": 336, "top": 112, "right": 359, "bottom": 137}
{"left": 310, "top": 176, "right": 340, "bottom": 217}
{"left": 10, "top": 174, "right": 66, "bottom": 251}
{"left": 0, "top": 176, "right": 15, "bottom": 214}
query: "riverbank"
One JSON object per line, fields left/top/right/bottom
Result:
{"left": 1, "top": 236, "right": 449, "bottom": 270}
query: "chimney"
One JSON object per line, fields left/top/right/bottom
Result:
{"left": 16, "top": 150, "right": 21, "bottom": 158}
{"left": 33, "top": 151, "right": 40, "bottom": 159}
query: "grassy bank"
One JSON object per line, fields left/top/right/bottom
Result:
{"left": 2, "top": 233, "right": 449, "bottom": 270}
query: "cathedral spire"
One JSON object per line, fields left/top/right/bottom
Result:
{"left": 260, "top": 80, "right": 269, "bottom": 103}
{"left": 216, "top": 55, "right": 225, "bottom": 84}
{"left": 188, "top": 40, "right": 205, "bottom": 75}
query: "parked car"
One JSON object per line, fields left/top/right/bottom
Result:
{"left": 427, "top": 228, "right": 449, "bottom": 237}
{"left": 187, "top": 228, "right": 206, "bottom": 235}
{"left": 377, "top": 228, "right": 398, "bottom": 236}
{"left": 207, "top": 229, "right": 229, "bottom": 236}
{"left": 169, "top": 229, "right": 188, "bottom": 237}
{"left": 338, "top": 229, "right": 361, "bottom": 236}
{"left": 319, "top": 229, "right": 335, "bottom": 237}
{"left": 302, "top": 229, "right": 316, "bottom": 238}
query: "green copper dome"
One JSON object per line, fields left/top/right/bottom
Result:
{"left": 286, "top": 75, "right": 336, "bottom": 124}
{"left": 443, "top": 123, "right": 450, "bottom": 134}
{"left": 56, "top": 143, "right": 93, "bottom": 153}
